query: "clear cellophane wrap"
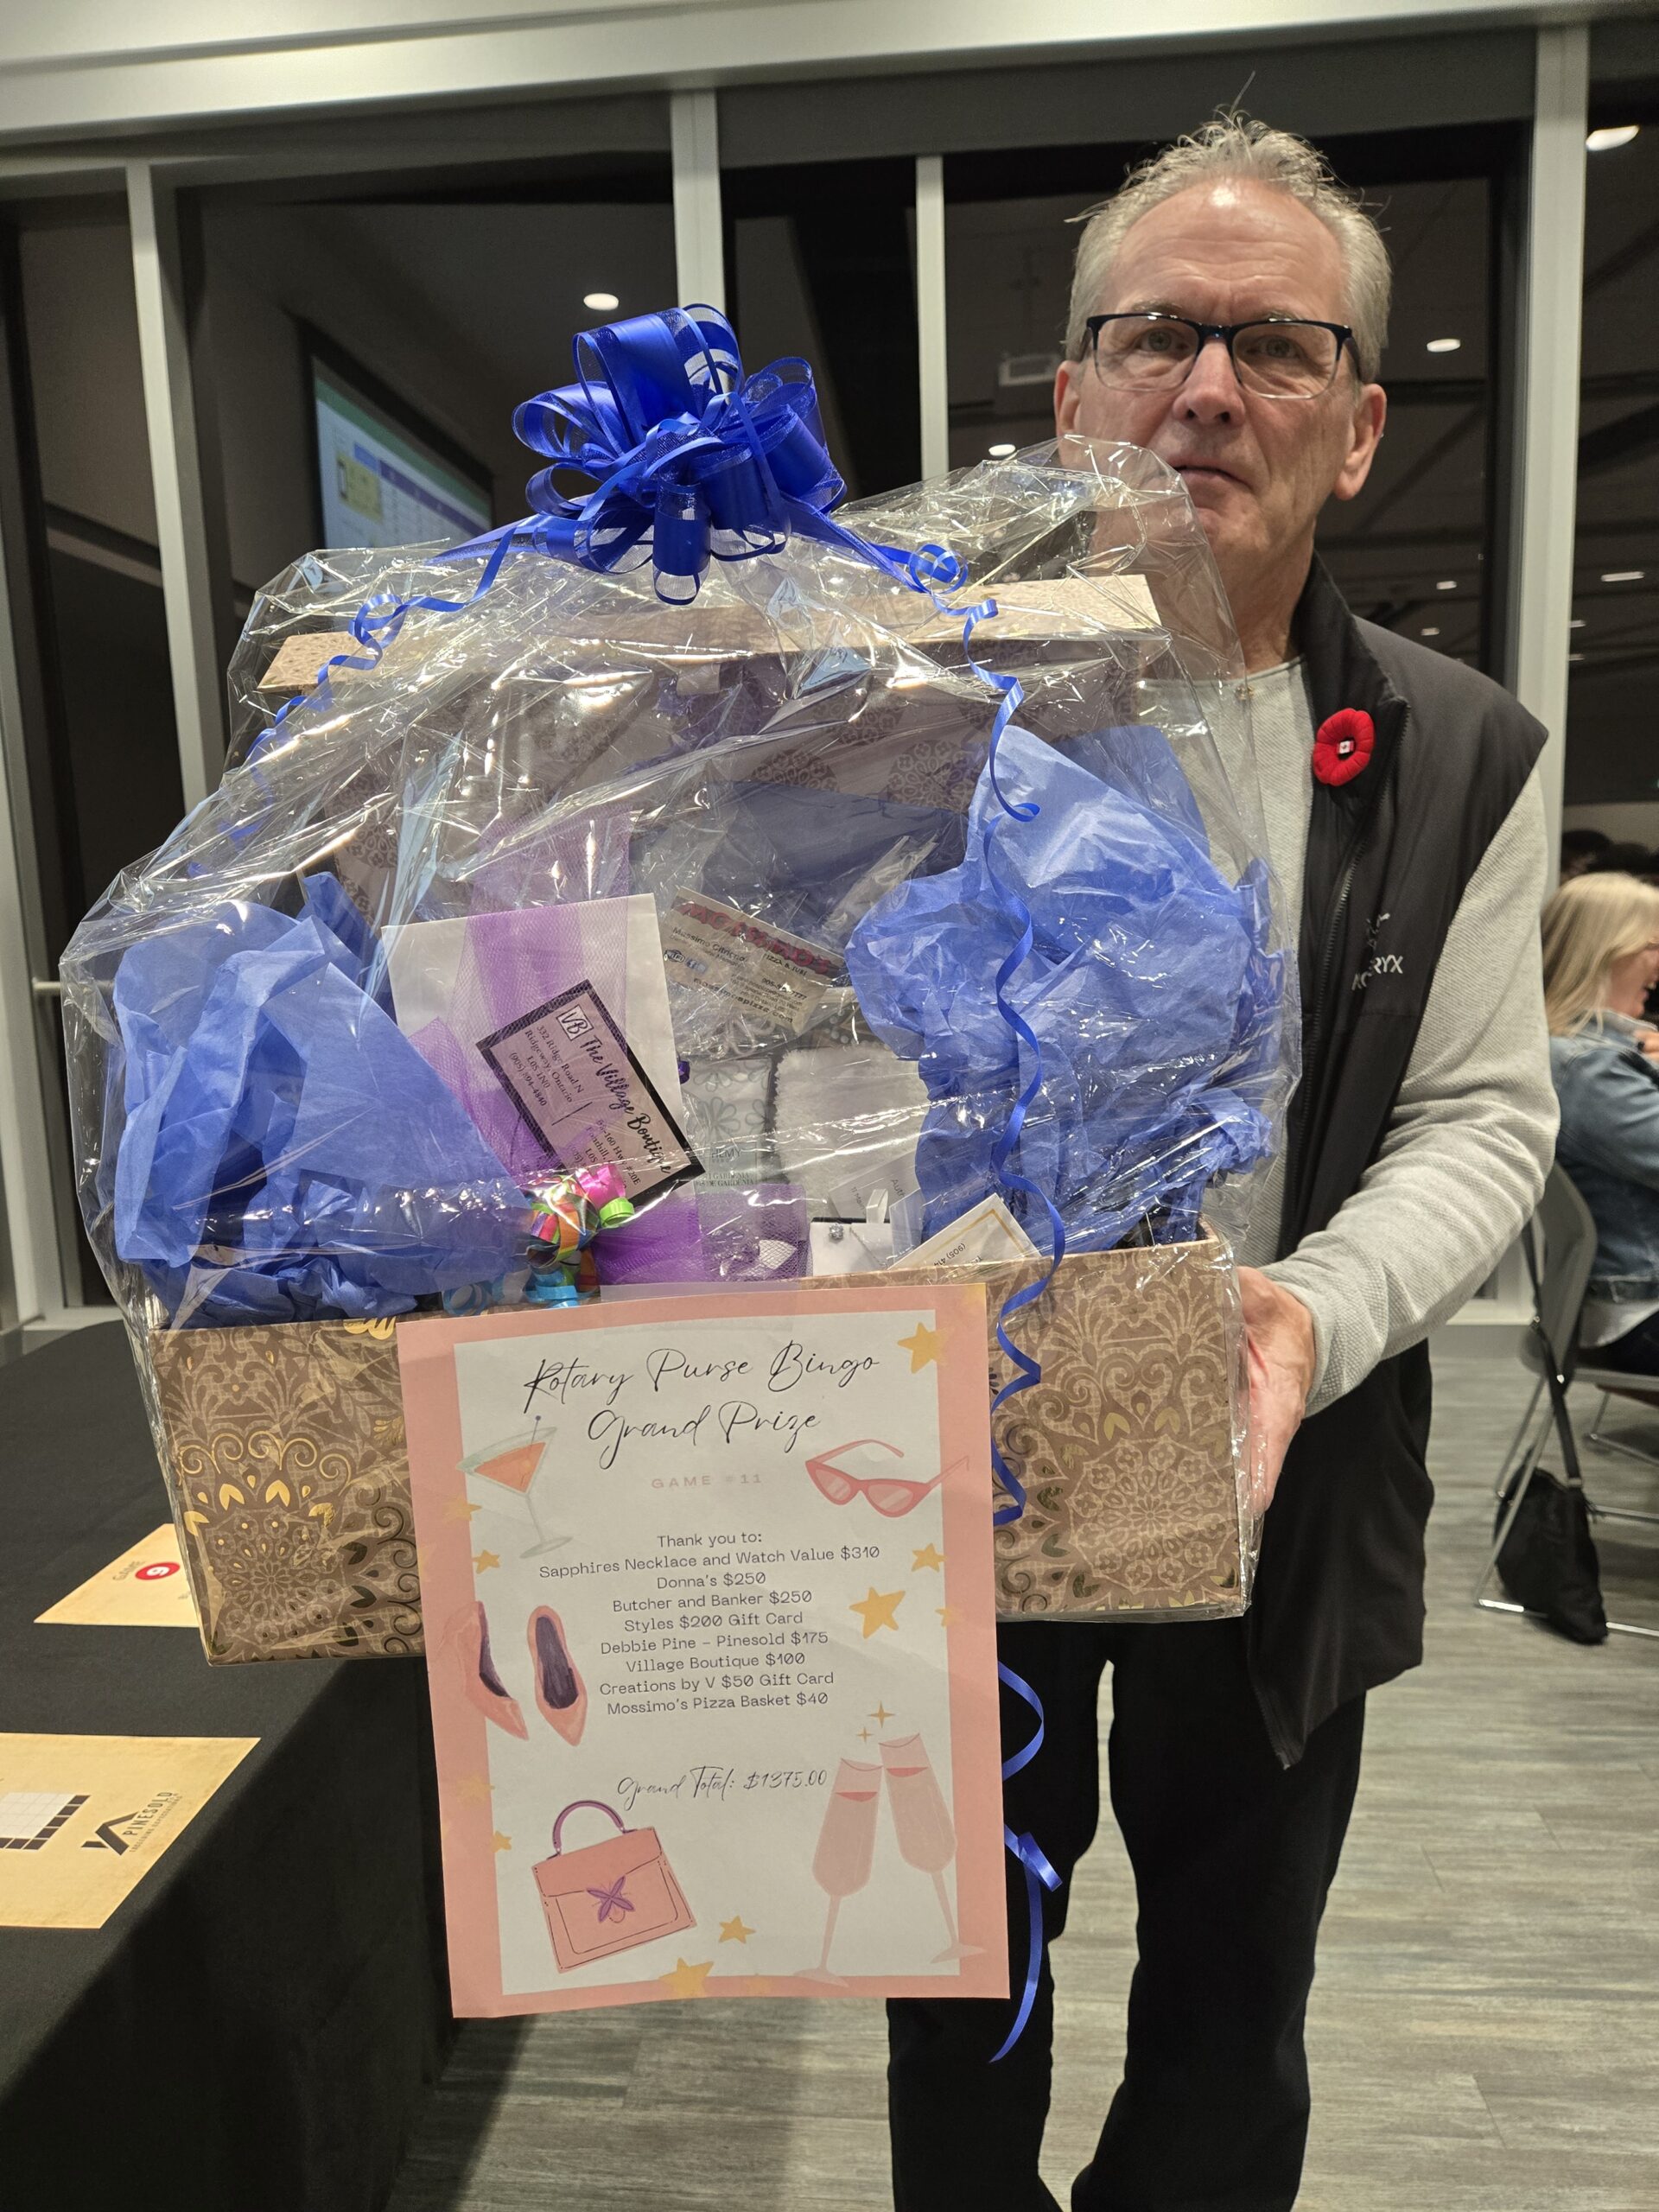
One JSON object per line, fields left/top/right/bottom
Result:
{"left": 62, "top": 435, "right": 1294, "bottom": 1655}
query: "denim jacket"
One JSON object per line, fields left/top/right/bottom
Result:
{"left": 1549, "top": 1014, "right": 1659, "bottom": 1301}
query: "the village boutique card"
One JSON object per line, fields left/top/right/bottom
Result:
{"left": 399, "top": 1282, "right": 1006, "bottom": 2017}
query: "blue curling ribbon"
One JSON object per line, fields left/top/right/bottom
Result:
{"left": 249, "top": 527, "right": 518, "bottom": 766}
{"left": 992, "top": 1660, "right": 1060, "bottom": 2064}
{"left": 955, "top": 606, "right": 1068, "bottom": 1529}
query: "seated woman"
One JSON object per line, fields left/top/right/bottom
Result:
{"left": 1543, "top": 871, "right": 1659, "bottom": 1373}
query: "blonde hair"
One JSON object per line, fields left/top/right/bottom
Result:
{"left": 1064, "top": 112, "right": 1392, "bottom": 380}
{"left": 1541, "top": 871, "right": 1659, "bottom": 1035}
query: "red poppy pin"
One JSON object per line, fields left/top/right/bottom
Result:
{"left": 1312, "top": 708, "right": 1375, "bottom": 787}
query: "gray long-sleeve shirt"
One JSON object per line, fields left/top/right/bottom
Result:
{"left": 1223, "top": 658, "right": 1557, "bottom": 1414}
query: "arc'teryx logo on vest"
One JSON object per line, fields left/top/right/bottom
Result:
{"left": 1352, "top": 912, "right": 1403, "bottom": 991}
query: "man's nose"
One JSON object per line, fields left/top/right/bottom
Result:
{"left": 1177, "top": 334, "right": 1244, "bottom": 423}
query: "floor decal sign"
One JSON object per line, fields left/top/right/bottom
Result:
{"left": 400, "top": 1285, "right": 1007, "bottom": 2016}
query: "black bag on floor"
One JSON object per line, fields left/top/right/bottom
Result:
{"left": 1494, "top": 1465, "right": 1607, "bottom": 1644}
{"left": 1497, "top": 1231, "right": 1609, "bottom": 1644}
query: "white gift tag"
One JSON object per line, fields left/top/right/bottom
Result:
{"left": 898, "top": 1194, "right": 1043, "bottom": 1270}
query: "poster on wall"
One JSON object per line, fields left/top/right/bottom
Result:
{"left": 399, "top": 1283, "right": 1007, "bottom": 2016}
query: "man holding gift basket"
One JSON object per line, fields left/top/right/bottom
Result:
{"left": 57, "top": 95, "right": 1554, "bottom": 2212}
{"left": 887, "top": 118, "right": 1556, "bottom": 2210}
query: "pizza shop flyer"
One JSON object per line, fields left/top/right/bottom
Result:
{"left": 398, "top": 1281, "right": 1007, "bottom": 2016}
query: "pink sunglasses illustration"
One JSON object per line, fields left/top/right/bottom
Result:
{"left": 805, "top": 1440, "right": 962, "bottom": 1519}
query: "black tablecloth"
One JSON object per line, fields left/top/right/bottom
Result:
{"left": 0, "top": 1325, "right": 451, "bottom": 2212}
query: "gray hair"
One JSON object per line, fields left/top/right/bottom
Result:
{"left": 1065, "top": 114, "right": 1391, "bottom": 381}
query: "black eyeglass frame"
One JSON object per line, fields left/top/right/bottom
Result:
{"left": 1083, "top": 312, "right": 1362, "bottom": 397}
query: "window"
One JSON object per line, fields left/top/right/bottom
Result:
{"left": 1565, "top": 95, "right": 1659, "bottom": 845}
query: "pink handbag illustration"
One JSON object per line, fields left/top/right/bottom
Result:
{"left": 534, "top": 1799, "right": 696, "bottom": 1972}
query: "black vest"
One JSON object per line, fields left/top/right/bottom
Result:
{"left": 1247, "top": 559, "right": 1545, "bottom": 1765}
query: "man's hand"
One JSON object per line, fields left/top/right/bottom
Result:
{"left": 1637, "top": 1027, "right": 1659, "bottom": 1061}
{"left": 1236, "top": 1268, "right": 1317, "bottom": 1511}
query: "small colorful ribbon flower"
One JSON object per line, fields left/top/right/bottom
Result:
{"left": 1312, "top": 708, "right": 1375, "bottom": 787}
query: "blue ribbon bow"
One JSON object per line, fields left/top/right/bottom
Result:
{"left": 509, "top": 305, "right": 849, "bottom": 604}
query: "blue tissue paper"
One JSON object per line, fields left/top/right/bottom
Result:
{"left": 111, "top": 874, "right": 529, "bottom": 1325}
{"left": 845, "top": 724, "right": 1282, "bottom": 1251}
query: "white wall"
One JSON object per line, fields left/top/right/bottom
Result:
{"left": 203, "top": 201, "right": 524, "bottom": 589}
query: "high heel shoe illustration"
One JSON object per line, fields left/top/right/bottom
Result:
{"left": 447, "top": 1600, "right": 527, "bottom": 1738}
{"left": 527, "top": 1605, "right": 588, "bottom": 1745}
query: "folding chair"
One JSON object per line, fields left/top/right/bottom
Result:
{"left": 1474, "top": 1162, "right": 1659, "bottom": 1640}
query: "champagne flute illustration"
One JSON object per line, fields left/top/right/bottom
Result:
{"left": 458, "top": 1417, "right": 569, "bottom": 1557}
{"left": 880, "top": 1733, "right": 982, "bottom": 1963}
{"left": 797, "top": 1758, "right": 883, "bottom": 1985}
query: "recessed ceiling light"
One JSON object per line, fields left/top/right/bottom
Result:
{"left": 1601, "top": 569, "right": 1644, "bottom": 583}
{"left": 1420, "top": 626, "right": 1441, "bottom": 638}
{"left": 1436, "top": 579, "right": 1458, "bottom": 591}
{"left": 988, "top": 442, "right": 1017, "bottom": 458}
{"left": 582, "top": 290, "right": 620, "bottom": 311}
{"left": 1426, "top": 337, "right": 1462, "bottom": 354}
{"left": 1586, "top": 125, "right": 1640, "bottom": 152}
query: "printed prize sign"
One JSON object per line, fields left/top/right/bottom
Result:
{"left": 399, "top": 1283, "right": 1006, "bottom": 2016}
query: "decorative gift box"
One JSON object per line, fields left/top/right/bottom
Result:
{"left": 876, "top": 1238, "right": 1250, "bottom": 1618}
{"left": 147, "top": 1318, "right": 416, "bottom": 1662}
{"left": 144, "top": 1228, "right": 1248, "bottom": 1663}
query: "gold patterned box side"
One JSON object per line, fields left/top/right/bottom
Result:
{"left": 142, "top": 1237, "right": 1244, "bottom": 1659}
{"left": 147, "top": 1318, "right": 423, "bottom": 1664}
{"left": 869, "top": 1237, "right": 1250, "bottom": 1618}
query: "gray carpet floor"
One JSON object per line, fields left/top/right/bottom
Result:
{"left": 386, "top": 1351, "right": 1659, "bottom": 2212}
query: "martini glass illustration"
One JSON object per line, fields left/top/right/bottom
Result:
{"left": 880, "top": 1733, "right": 981, "bottom": 1963}
{"left": 458, "top": 1417, "right": 568, "bottom": 1558}
{"left": 797, "top": 1758, "right": 883, "bottom": 1985}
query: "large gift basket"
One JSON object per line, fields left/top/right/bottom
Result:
{"left": 60, "top": 306, "right": 1295, "bottom": 1662}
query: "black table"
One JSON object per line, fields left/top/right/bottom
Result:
{"left": 0, "top": 1325, "right": 451, "bottom": 2211}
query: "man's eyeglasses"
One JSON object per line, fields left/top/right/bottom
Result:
{"left": 1084, "top": 313, "right": 1358, "bottom": 401}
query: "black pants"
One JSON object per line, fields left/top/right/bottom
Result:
{"left": 887, "top": 1618, "right": 1365, "bottom": 2212}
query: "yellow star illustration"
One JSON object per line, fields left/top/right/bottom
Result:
{"left": 491, "top": 1831, "right": 512, "bottom": 1853}
{"left": 719, "top": 1915, "right": 755, "bottom": 1944}
{"left": 898, "top": 1320, "right": 944, "bottom": 1373}
{"left": 747, "top": 1976, "right": 772, "bottom": 1997}
{"left": 937, "top": 1605, "right": 961, "bottom": 1627}
{"left": 850, "top": 1586, "right": 905, "bottom": 1638}
{"left": 870, "top": 1701, "right": 895, "bottom": 1727}
{"left": 912, "top": 1542, "right": 944, "bottom": 1573}
{"left": 444, "top": 1496, "right": 483, "bottom": 1522}
{"left": 456, "top": 1774, "right": 491, "bottom": 1804}
{"left": 660, "top": 1957, "right": 714, "bottom": 1999}
{"left": 473, "top": 1549, "right": 500, "bottom": 1573}
{"left": 856, "top": 1727, "right": 873, "bottom": 1744}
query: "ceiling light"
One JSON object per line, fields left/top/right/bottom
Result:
{"left": 1568, "top": 618, "right": 1586, "bottom": 629}
{"left": 1436, "top": 579, "right": 1458, "bottom": 592}
{"left": 1569, "top": 652, "right": 1585, "bottom": 663}
{"left": 1586, "top": 125, "right": 1640, "bottom": 152}
{"left": 1601, "top": 569, "right": 1644, "bottom": 583}
{"left": 1425, "top": 337, "right": 1462, "bottom": 354}
{"left": 988, "top": 442, "right": 1017, "bottom": 458}
{"left": 582, "top": 290, "right": 620, "bottom": 311}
